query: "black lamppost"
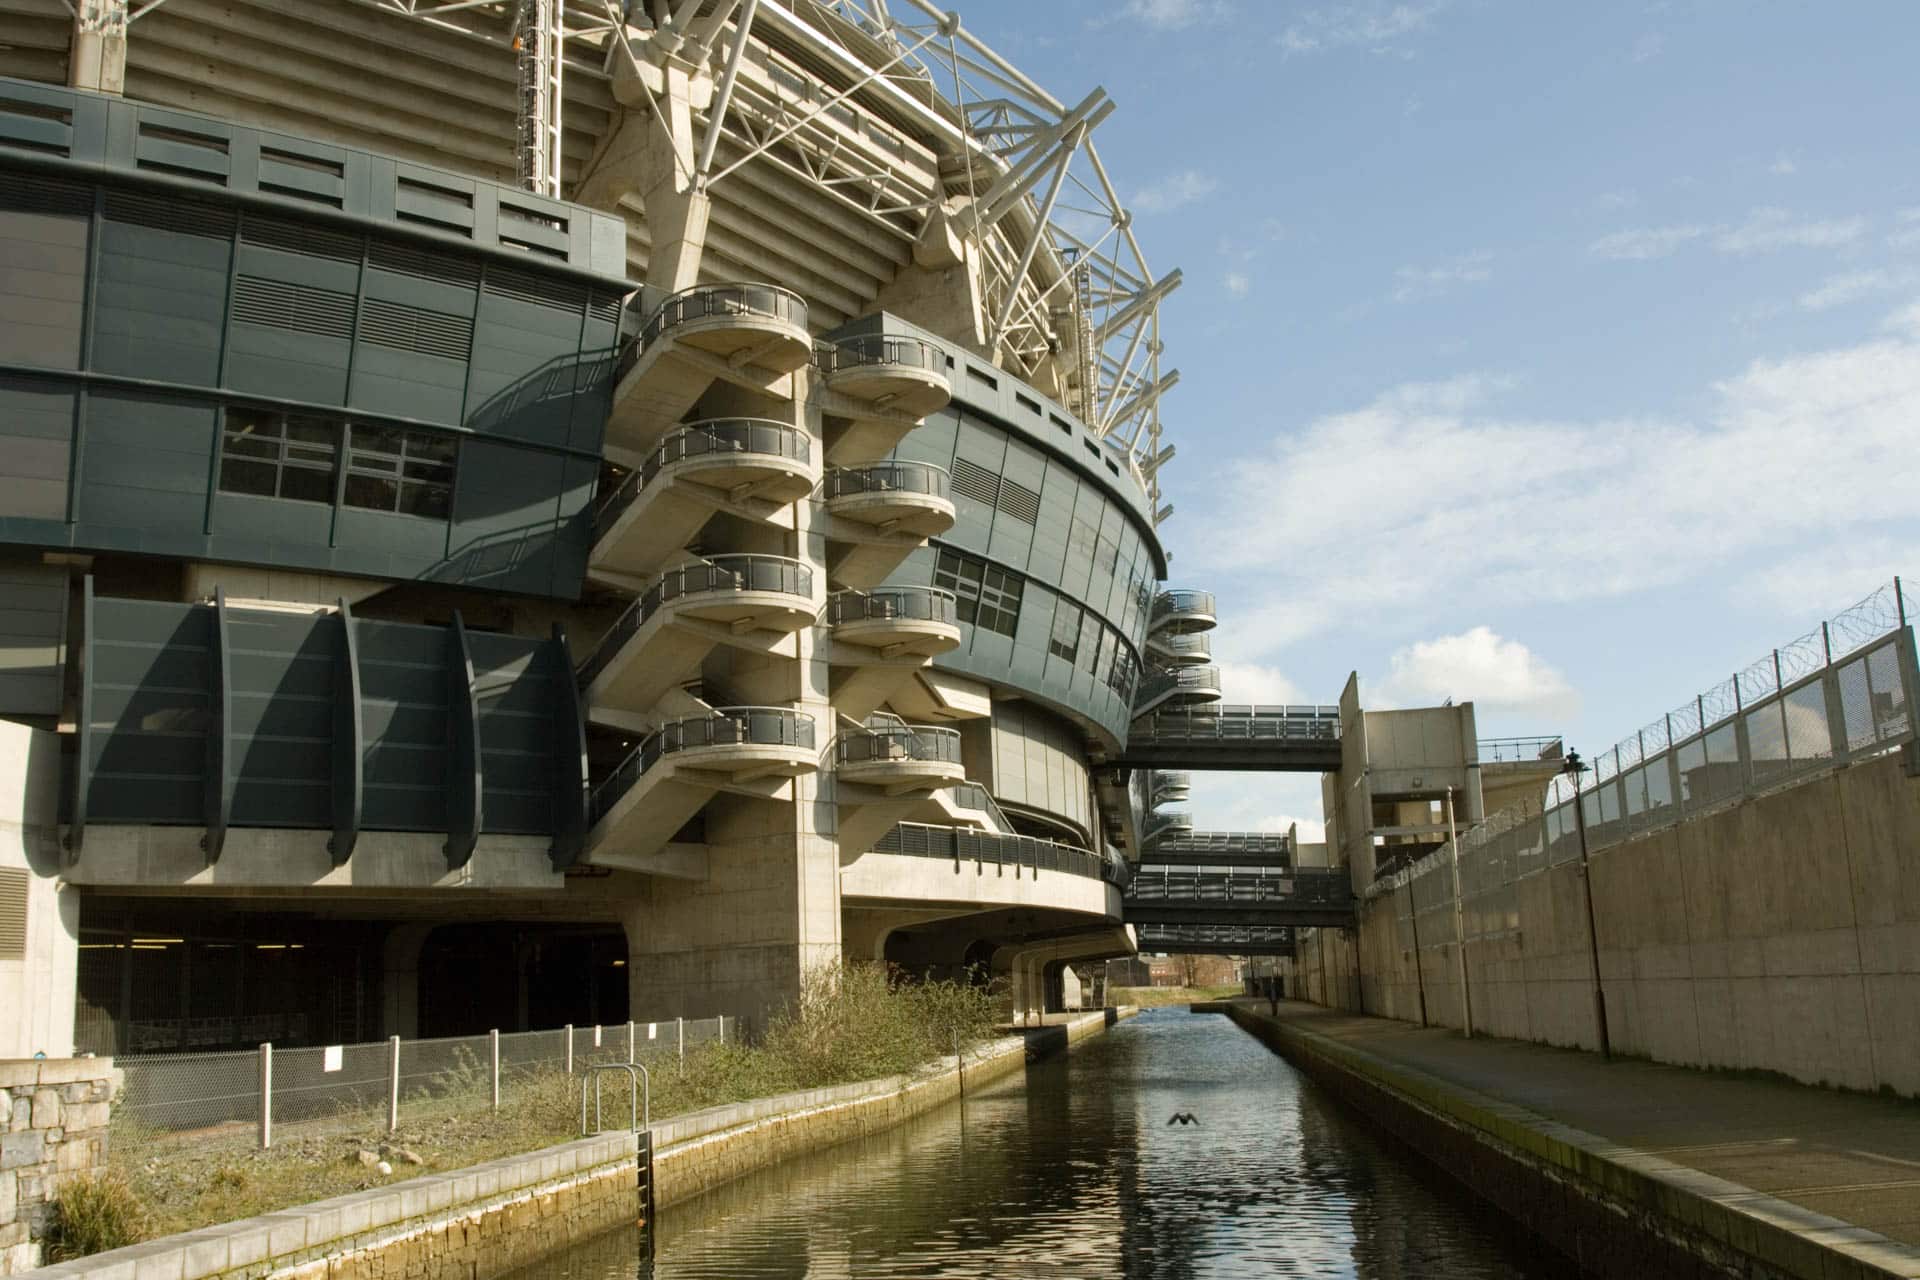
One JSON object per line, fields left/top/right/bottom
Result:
{"left": 1562, "top": 750, "right": 1611, "bottom": 1060}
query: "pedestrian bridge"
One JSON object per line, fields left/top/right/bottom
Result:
{"left": 1134, "top": 923, "right": 1299, "bottom": 956}
{"left": 1101, "top": 706, "right": 1342, "bottom": 771}
{"left": 1122, "top": 862, "right": 1356, "bottom": 930}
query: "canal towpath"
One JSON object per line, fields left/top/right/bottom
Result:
{"left": 1220, "top": 997, "right": 1920, "bottom": 1278}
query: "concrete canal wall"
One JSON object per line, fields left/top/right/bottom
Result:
{"left": 1295, "top": 750, "right": 1920, "bottom": 1097}
{"left": 1214, "top": 1000, "right": 1920, "bottom": 1280}
{"left": 30, "top": 1009, "right": 1131, "bottom": 1280}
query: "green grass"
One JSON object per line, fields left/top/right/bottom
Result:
{"left": 101, "top": 964, "right": 998, "bottom": 1250}
{"left": 1109, "top": 984, "right": 1244, "bottom": 1008}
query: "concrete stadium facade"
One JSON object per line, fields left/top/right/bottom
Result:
{"left": 0, "top": 0, "right": 1202, "bottom": 1056}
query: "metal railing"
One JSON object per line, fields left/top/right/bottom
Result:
{"left": 1125, "top": 867, "right": 1352, "bottom": 908}
{"left": 1129, "top": 705, "right": 1341, "bottom": 744}
{"left": 826, "top": 586, "right": 958, "bottom": 627}
{"left": 873, "top": 821, "right": 1120, "bottom": 884}
{"left": 834, "top": 716, "right": 963, "bottom": 767}
{"left": 1148, "top": 770, "right": 1192, "bottom": 804}
{"left": 1137, "top": 923, "right": 1297, "bottom": 955}
{"left": 578, "top": 555, "right": 814, "bottom": 688}
{"left": 1142, "top": 810, "right": 1193, "bottom": 841}
{"left": 1149, "top": 831, "right": 1294, "bottom": 857}
{"left": 945, "top": 782, "right": 1017, "bottom": 835}
{"left": 1476, "top": 736, "right": 1565, "bottom": 765}
{"left": 1149, "top": 589, "right": 1216, "bottom": 630}
{"left": 822, "top": 460, "right": 951, "bottom": 501}
{"left": 1148, "top": 632, "right": 1212, "bottom": 663}
{"left": 619, "top": 282, "right": 808, "bottom": 379}
{"left": 591, "top": 419, "right": 812, "bottom": 543}
{"left": 820, "top": 333, "right": 948, "bottom": 377}
{"left": 1134, "top": 664, "right": 1222, "bottom": 709}
{"left": 1377, "top": 579, "right": 1919, "bottom": 951}
{"left": 114, "top": 1017, "right": 736, "bottom": 1151}
{"left": 590, "top": 707, "right": 817, "bottom": 825}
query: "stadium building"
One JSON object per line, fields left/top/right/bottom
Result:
{"left": 0, "top": 0, "right": 1209, "bottom": 1055}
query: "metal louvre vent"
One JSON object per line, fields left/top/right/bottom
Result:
{"left": 232, "top": 275, "right": 356, "bottom": 340}
{"left": 484, "top": 263, "right": 585, "bottom": 313}
{"left": 0, "top": 173, "right": 91, "bottom": 216}
{"left": 950, "top": 457, "right": 1000, "bottom": 506}
{"left": 242, "top": 215, "right": 361, "bottom": 264}
{"left": 996, "top": 477, "right": 1041, "bottom": 525}
{"left": 359, "top": 297, "right": 474, "bottom": 361}
{"left": 588, "top": 291, "right": 623, "bottom": 325}
{"left": 0, "top": 867, "right": 26, "bottom": 961}
{"left": 104, "top": 189, "right": 237, "bottom": 238}
{"left": 366, "top": 237, "right": 481, "bottom": 288}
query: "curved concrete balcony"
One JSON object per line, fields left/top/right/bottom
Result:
{"left": 823, "top": 334, "right": 951, "bottom": 419}
{"left": 1132, "top": 664, "right": 1222, "bottom": 718}
{"left": 1147, "top": 630, "right": 1212, "bottom": 666}
{"left": 834, "top": 720, "right": 965, "bottom": 794}
{"left": 639, "top": 283, "right": 812, "bottom": 373}
{"left": 585, "top": 706, "right": 818, "bottom": 875}
{"left": 1149, "top": 589, "right": 1218, "bottom": 636}
{"left": 827, "top": 587, "right": 961, "bottom": 658}
{"left": 823, "top": 463, "right": 955, "bottom": 538}
{"left": 589, "top": 420, "right": 816, "bottom": 587}
{"left": 1149, "top": 769, "right": 1192, "bottom": 807}
{"left": 580, "top": 555, "right": 816, "bottom": 719}
{"left": 1142, "top": 809, "right": 1194, "bottom": 846}
{"left": 607, "top": 284, "right": 811, "bottom": 451}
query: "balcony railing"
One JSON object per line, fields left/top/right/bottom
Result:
{"left": 821, "top": 333, "right": 947, "bottom": 376}
{"left": 588, "top": 706, "right": 817, "bottom": 825}
{"left": 1149, "top": 632, "right": 1212, "bottom": 660}
{"left": 1129, "top": 706, "right": 1341, "bottom": 745}
{"left": 592, "top": 418, "right": 812, "bottom": 542}
{"left": 872, "top": 821, "right": 1121, "bottom": 884}
{"left": 1134, "top": 665, "right": 1222, "bottom": 709}
{"left": 1150, "top": 589, "right": 1216, "bottom": 630}
{"left": 826, "top": 586, "right": 958, "bottom": 628}
{"left": 834, "top": 718, "right": 963, "bottom": 768}
{"left": 822, "top": 461, "right": 951, "bottom": 501}
{"left": 578, "top": 554, "right": 813, "bottom": 688}
{"left": 1477, "top": 735, "right": 1566, "bottom": 765}
{"left": 617, "top": 283, "right": 809, "bottom": 380}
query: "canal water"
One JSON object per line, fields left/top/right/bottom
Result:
{"left": 510, "top": 1007, "right": 1564, "bottom": 1279}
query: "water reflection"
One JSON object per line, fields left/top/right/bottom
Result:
{"left": 506, "top": 1008, "right": 1562, "bottom": 1279}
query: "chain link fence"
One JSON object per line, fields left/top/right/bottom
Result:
{"left": 115, "top": 1017, "right": 736, "bottom": 1155}
{"left": 1376, "top": 579, "right": 1919, "bottom": 952}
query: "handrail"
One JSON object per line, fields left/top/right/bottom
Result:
{"left": 835, "top": 720, "right": 963, "bottom": 767}
{"left": 1476, "top": 735, "right": 1565, "bottom": 764}
{"left": 591, "top": 418, "right": 812, "bottom": 541}
{"left": 578, "top": 555, "right": 813, "bottom": 688}
{"left": 1129, "top": 706, "right": 1340, "bottom": 744}
{"left": 823, "top": 461, "right": 951, "bottom": 501}
{"left": 821, "top": 333, "right": 948, "bottom": 376}
{"left": 588, "top": 706, "right": 816, "bottom": 825}
{"left": 1134, "top": 665, "right": 1222, "bottom": 708}
{"left": 1123, "top": 866, "right": 1353, "bottom": 907}
{"left": 1150, "top": 589, "right": 1216, "bottom": 624}
{"left": 826, "top": 586, "right": 958, "bottom": 627}
{"left": 621, "top": 282, "right": 808, "bottom": 370}
{"left": 1148, "top": 632, "right": 1212, "bottom": 659}
{"left": 872, "top": 821, "right": 1119, "bottom": 884}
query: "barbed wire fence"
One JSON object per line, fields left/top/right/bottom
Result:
{"left": 1374, "top": 578, "right": 1917, "bottom": 956}
{"left": 113, "top": 1017, "right": 736, "bottom": 1156}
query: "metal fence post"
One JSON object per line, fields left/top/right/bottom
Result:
{"left": 718, "top": 1016, "right": 726, "bottom": 1046}
{"left": 489, "top": 1029, "right": 500, "bottom": 1112}
{"left": 258, "top": 1042, "right": 272, "bottom": 1150}
{"left": 387, "top": 1035, "right": 400, "bottom": 1134}
{"left": 565, "top": 1023, "right": 574, "bottom": 1073}
{"left": 628, "top": 1020, "right": 637, "bottom": 1063}
{"left": 677, "top": 1016, "right": 685, "bottom": 1060}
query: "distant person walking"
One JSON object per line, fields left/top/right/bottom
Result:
{"left": 1264, "top": 975, "right": 1280, "bottom": 1016}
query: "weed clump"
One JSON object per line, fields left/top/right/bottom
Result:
{"left": 48, "top": 1168, "right": 152, "bottom": 1261}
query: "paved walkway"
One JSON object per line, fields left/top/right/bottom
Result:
{"left": 1237, "top": 998, "right": 1920, "bottom": 1250}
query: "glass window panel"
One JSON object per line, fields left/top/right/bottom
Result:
{"left": 219, "top": 458, "right": 276, "bottom": 497}
{"left": 344, "top": 473, "right": 398, "bottom": 511}
{"left": 278, "top": 466, "right": 334, "bottom": 505}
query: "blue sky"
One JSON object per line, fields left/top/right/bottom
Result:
{"left": 952, "top": 0, "right": 1920, "bottom": 834}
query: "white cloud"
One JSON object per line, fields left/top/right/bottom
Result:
{"left": 1224, "top": 271, "right": 1251, "bottom": 298}
{"left": 1738, "top": 539, "right": 1913, "bottom": 616}
{"left": 1279, "top": 1, "right": 1444, "bottom": 55}
{"left": 1887, "top": 209, "right": 1920, "bottom": 251}
{"left": 1374, "top": 627, "right": 1578, "bottom": 717}
{"left": 1714, "top": 207, "right": 1866, "bottom": 254}
{"left": 1392, "top": 250, "right": 1492, "bottom": 302}
{"left": 1183, "top": 772, "right": 1328, "bottom": 842}
{"left": 1132, "top": 169, "right": 1219, "bottom": 214}
{"left": 1798, "top": 268, "right": 1917, "bottom": 312}
{"left": 1631, "top": 32, "right": 1665, "bottom": 62}
{"left": 1194, "top": 325, "right": 1920, "bottom": 656}
{"left": 1587, "top": 224, "right": 1708, "bottom": 260}
{"left": 1769, "top": 151, "right": 1799, "bottom": 177}
{"left": 1214, "top": 661, "right": 1305, "bottom": 706}
{"left": 1119, "top": 0, "right": 1229, "bottom": 28}
{"left": 1884, "top": 298, "right": 1920, "bottom": 337}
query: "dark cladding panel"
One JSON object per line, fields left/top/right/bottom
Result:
{"left": 440, "top": 438, "right": 563, "bottom": 595}
{"left": 467, "top": 630, "right": 556, "bottom": 835}
{"left": 465, "top": 265, "right": 590, "bottom": 450}
{"left": 87, "top": 598, "right": 211, "bottom": 823}
{"left": 224, "top": 605, "right": 334, "bottom": 828}
{"left": 354, "top": 617, "right": 450, "bottom": 830}
{"left": 0, "top": 173, "right": 90, "bottom": 370}
{"left": 0, "top": 564, "right": 67, "bottom": 716}
{"left": 0, "top": 375, "right": 75, "bottom": 522}
{"left": 91, "top": 188, "right": 234, "bottom": 385}
{"left": 77, "top": 390, "right": 217, "bottom": 543}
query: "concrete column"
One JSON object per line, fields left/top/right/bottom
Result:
{"left": 69, "top": 0, "right": 127, "bottom": 95}
{"left": 379, "top": 923, "right": 434, "bottom": 1040}
{"left": 0, "top": 723, "right": 76, "bottom": 1058}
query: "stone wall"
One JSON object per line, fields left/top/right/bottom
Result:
{"left": 0, "top": 1056, "right": 118, "bottom": 1275}
{"left": 1292, "top": 750, "right": 1920, "bottom": 1095}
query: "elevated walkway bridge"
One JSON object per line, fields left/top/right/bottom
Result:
{"left": 1135, "top": 924, "right": 1298, "bottom": 957}
{"left": 1101, "top": 706, "right": 1342, "bottom": 771}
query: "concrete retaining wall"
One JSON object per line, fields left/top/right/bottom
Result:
{"left": 1295, "top": 751, "right": 1920, "bottom": 1095}
{"left": 34, "top": 1009, "right": 1131, "bottom": 1279}
{"left": 1214, "top": 1002, "right": 1920, "bottom": 1280}
{"left": 0, "top": 1057, "right": 118, "bottom": 1274}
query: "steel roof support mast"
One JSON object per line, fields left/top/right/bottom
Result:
{"left": 515, "top": 0, "right": 565, "bottom": 196}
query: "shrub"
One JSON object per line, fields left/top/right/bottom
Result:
{"left": 48, "top": 1168, "right": 152, "bottom": 1260}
